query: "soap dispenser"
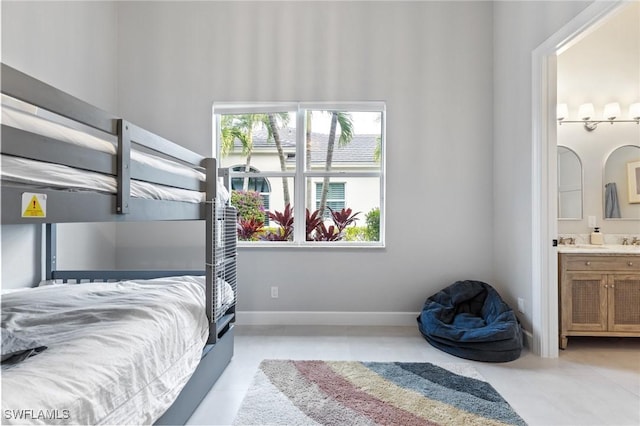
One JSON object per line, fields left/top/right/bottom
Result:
{"left": 590, "top": 227, "right": 604, "bottom": 245}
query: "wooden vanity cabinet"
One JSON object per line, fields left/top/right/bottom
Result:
{"left": 559, "top": 253, "right": 640, "bottom": 349}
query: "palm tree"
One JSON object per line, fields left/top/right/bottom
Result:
{"left": 222, "top": 113, "right": 293, "bottom": 203}
{"left": 306, "top": 112, "right": 313, "bottom": 210}
{"left": 305, "top": 111, "right": 354, "bottom": 215}
{"left": 220, "top": 114, "right": 262, "bottom": 191}
{"left": 318, "top": 112, "right": 353, "bottom": 216}
{"left": 222, "top": 111, "right": 353, "bottom": 215}
{"left": 265, "top": 113, "right": 291, "bottom": 206}
{"left": 373, "top": 114, "right": 382, "bottom": 163}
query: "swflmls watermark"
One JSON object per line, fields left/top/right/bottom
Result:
{"left": 4, "top": 409, "right": 70, "bottom": 421}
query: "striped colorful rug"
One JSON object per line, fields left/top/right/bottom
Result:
{"left": 233, "top": 360, "right": 526, "bottom": 426}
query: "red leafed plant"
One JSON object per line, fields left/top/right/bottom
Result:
{"left": 309, "top": 207, "right": 361, "bottom": 241}
{"left": 237, "top": 218, "right": 264, "bottom": 241}
{"left": 312, "top": 222, "right": 342, "bottom": 241}
{"left": 255, "top": 204, "right": 361, "bottom": 242}
{"left": 305, "top": 208, "right": 324, "bottom": 241}
{"left": 328, "top": 207, "right": 360, "bottom": 233}
{"left": 261, "top": 203, "right": 294, "bottom": 241}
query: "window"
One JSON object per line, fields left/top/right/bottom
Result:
{"left": 315, "top": 182, "right": 345, "bottom": 217}
{"left": 214, "top": 102, "right": 385, "bottom": 246}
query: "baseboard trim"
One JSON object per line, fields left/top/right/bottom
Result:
{"left": 236, "top": 311, "right": 419, "bottom": 327}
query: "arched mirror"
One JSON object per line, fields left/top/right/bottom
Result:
{"left": 557, "top": 146, "right": 583, "bottom": 220}
{"left": 603, "top": 145, "right": 640, "bottom": 220}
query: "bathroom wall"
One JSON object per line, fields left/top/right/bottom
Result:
{"left": 493, "top": 0, "right": 592, "bottom": 334}
{"left": 557, "top": 2, "right": 640, "bottom": 237}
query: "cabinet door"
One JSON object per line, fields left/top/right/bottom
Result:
{"left": 608, "top": 274, "right": 640, "bottom": 332}
{"left": 564, "top": 273, "right": 607, "bottom": 332}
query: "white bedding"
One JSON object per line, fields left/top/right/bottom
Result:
{"left": 2, "top": 106, "right": 206, "bottom": 182}
{"left": 1, "top": 276, "right": 214, "bottom": 425}
{"left": 1, "top": 155, "right": 206, "bottom": 204}
{"left": 1, "top": 105, "right": 231, "bottom": 204}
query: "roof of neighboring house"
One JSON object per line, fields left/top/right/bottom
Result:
{"left": 229, "top": 128, "right": 379, "bottom": 164}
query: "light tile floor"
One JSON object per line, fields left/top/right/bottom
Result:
{"left": 186, "top": 325, "right": 640, "bottom": 426}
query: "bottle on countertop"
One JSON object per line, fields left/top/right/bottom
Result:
{"left": 590, "top": 227, "right": 604, "bottom": 245}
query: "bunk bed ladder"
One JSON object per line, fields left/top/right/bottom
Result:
{"left": 204, "top": 158, "right": 219, "bottom": 344}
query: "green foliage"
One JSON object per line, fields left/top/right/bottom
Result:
{"left": 344, "top": 226, "right": 367, "bottom": 241}
{"left": 231, "top": 191, "right": 265, "bottom": 223}
{"left": 365, "top": 208, "right": 380, "bottom": 241}
{"left": 232, "top": 191, "right": 267, "bottom": 240}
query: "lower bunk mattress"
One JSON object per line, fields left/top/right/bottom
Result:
{"left": 1, "top": 276, "right": 229, "bottom": 425}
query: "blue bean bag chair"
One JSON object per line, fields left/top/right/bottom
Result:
{"left": 417, "top": 280, "right": 523, "bottom": 362}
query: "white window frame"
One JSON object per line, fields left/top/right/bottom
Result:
{"left": 213, "top": 101, "right": 386, "bottom": 247}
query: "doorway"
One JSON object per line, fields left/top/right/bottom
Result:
{"left": 532, "top": 0, "right": 628, "bottom": 358}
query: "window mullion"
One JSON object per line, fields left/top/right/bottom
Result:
{"left": 293, "top": 106, "right": 306, "bottom": 243}
{"left": 302, "top": 171, "right": 381, "bottom": 178}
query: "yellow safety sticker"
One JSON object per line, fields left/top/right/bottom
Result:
{"left": 21, "top": 193, "right": 47, "bottom": 218}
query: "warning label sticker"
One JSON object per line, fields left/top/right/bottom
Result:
{"left": 21, "top": 193, "right": 47, "bottom": 218}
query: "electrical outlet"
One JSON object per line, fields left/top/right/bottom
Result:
{"left": 588, "top": 216, "right": 597, "bottom": 228}
{"left": 271, "top": 286, "right": 279, "bottom": 298}
{"left": 517, "top": 297, "right": 525, "bottom": 314}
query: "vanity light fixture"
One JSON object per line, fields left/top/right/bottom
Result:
{"left": 556, "top": 103, "right": 568, "bottom": 121}
{"left": 557, "top": 101, "right": 640, "bottom": 131}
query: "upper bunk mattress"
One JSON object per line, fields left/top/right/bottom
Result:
{"left": 1, "top": 155, "right": 206, "bottom": 203}
{"left": 2, "top": 105, "right": 206, "bottom": 182}
{"left": 1, "top": 276, "right": 209, "bottom": 425}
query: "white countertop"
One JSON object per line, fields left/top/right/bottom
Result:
{"left": 557, "top": 244, "right": 640, "bottom": 254}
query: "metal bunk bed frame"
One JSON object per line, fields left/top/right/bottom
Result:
{"left": 0, "top": 63, "right": 236, "bottom": 425}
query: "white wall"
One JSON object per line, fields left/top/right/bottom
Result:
{"left": 557, "top": 2, "right": 640, "bottom": 235}
{"left": 493, "top": 1, "right": 592, "bottom": 331}
{"left": 115, "top": 1, "right": 495, "bottom": 314}
{"left": 1, "top": 1, "right": 119, "bottom": 289}
{"left": 0, "top": 1, "right": 599, "bottom": 331}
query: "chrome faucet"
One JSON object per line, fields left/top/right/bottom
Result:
{"left": 632, "top": 237, "right": 640, "bottom": 246}
{"left": 622, "top": 237, "right": 629, "bottom": 245}
{"left": 559, "top": 237, "right": 575, "bottom": 245}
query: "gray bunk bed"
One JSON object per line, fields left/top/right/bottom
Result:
{"left": 0, "top": 63, "right": 237, "bottom": 425}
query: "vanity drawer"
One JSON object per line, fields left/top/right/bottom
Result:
{"left": 564, "top": 255, "right": 640, "bottom": 272}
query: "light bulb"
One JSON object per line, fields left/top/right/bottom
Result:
{"left": 578, "top": 103, "right": 594, "bottom": 121}
{"left": 603, "top": 102, "right": 620, "bottom": 121}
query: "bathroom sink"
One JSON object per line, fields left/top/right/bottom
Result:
{"left": 558, "top": 244, "right": 608, "bottom": 249}
{"left": 559, "top": 244, "right": 640, "bottom": 253}
{"left": 608, "top": 244, "right": 640, "bottom": 253}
